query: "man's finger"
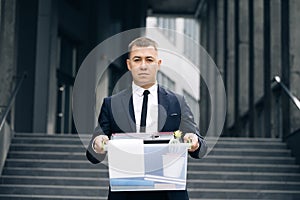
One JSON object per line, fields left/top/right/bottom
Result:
{"left": 94, "top": 135, "right": 109, "bottom": 154}
{"left": 183, "top": 133, "right": 199, "bottom": 152}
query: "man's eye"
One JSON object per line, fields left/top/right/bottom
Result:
{"left": 147, "top": 59, "right": 154, "bottom": 62}
{"left": 133, "top": 58, "right": 141, "bottom": 62}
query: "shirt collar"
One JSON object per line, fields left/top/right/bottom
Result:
{"left": 132, "top": 82, "right": 158, "bottom": 97}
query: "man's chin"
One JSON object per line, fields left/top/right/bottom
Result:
{"left": 136, "top": 81, "right": 155, "bottom": 89}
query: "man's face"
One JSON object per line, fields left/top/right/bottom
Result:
{"left": 127, "top": 45, "right": 161, "bottom": 89}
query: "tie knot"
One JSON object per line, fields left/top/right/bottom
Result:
{"left": 143, "top": 90, "right": 150, "bottom": 96}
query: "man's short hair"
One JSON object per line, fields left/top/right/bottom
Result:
{"left": 128, "top": 37, "right": 158, "bottom": 54}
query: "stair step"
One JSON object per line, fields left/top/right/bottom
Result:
{"left": 1, "top": 175, "right": 300, "bottom": 191}
{"left": 211, "top": 142, "right": 287, "bottom": 149}
{"left": 13, "top": 133, "right": 81, "bottom": 139}
{"left": 0, "top": 184, "right": 299, "bottom": 199}
{"left": 6, "top": 151, "right": 296, "bottom": 165}
{"left": 189, "top": 162, "right": 299, "bottom": 172}
{"left": 187, "top": 171, "right": 300, "bottom": 182}
{"left": 3, "top": 167, "right": 300, "bottom": 182}
{"left": 7, "top": 151, "right": 87, "bottom": 161}
{"left": 0, "top": 194, "right": 105, "bottom": 200}
{"left": 201, "top": 155, "right": 295, "bottom": 164}
{"left": 11, "top": 137, "right": 287, "bottom": 149}
{"left": 187, "top": 188, "right": 300, "bottom": 199}
{"left": 13, "top": 133, "right": 283, "bottom": 142}
{"left": 1, "top": 134, "right": 299, "bottom": 199}
{"left": 9, "top": 144, "right": 86, "bottom": 152}
{"left": 9, "top": 144, "right": 292, "bottom": 157}
{"left": 187, "top": 179, "right": 300, "bottom": 190}
{"left": 208, "top": 148, "right": 291, "bottom": 157}
{"left": 0, "top": 176, "right": 108, "bottom": 186}
{"left": 2, "top": 167, "right": 109, "bottom": 178}
{"left": 0, "top": 184, "right": 107, "bottom": 196}
{"left": 11, "top": 137, "right": 87, "bottom": 145}
{"left": 206, "top": 137, "right": 282, "bottom": 142}
{"left": 4, "top": 159, "right": 102, "bottom": 169}
{"left": 4, "top": 158, "right": 299, "bottom": 173}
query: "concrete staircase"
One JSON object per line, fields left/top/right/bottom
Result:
{"left": 0, "top": 133, "right": 300, "bottom": 199}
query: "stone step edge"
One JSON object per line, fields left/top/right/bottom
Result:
{"left": 188, "top": 188, "right": 300, "bottom": 194}
{"left": 4, "top": 167, "right": 300, "bottom": 176}
{"left": 11, "top": 137, "right": 286, "bottom": 146}
{"left": 9, "top": 144, "right": 291, "bottom": 153}
{"left": 2, "top": 175, "right": 300, "bottom": 185}
{"left": 0, "top": 195, "right": 273, "bottom": 200}
{"left": 0, "top": 194, "right": 105, "bottom": 199}
{"left": 0, "top": 194, "right": 277, "bottom": 200}
{"left": 14, "top": 134, "right": 283, "bottom": 141}
{"left": 7, "top": 151, "right": 294, "bottom": 161}
{"left": 5, "top": 158, "right": 299, "bottom": 168}
{"left": 0, "top": 184, "right": 106, "bottom": 189}
{"left": 1, "top": 184, "right": 300, "bottom": 194}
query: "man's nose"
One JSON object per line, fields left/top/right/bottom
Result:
{"left": 140, "top": 59, "right": 148, "bottom": 69}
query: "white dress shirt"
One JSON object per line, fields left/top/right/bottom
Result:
{"left": 132, "top": 82, "right": 158, "bottom": 133}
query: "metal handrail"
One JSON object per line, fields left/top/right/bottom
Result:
{"left": 0, "top": 72, "right": 27, "bottom": 132}
{"left": 272, "top": 75, "right": 300, "bottom": 110}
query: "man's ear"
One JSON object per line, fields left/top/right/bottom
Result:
{"left": 157, "top": 59, "right": 162, "bottom": 70}
{"left": 126, "top": 59, "right": 131, "bottom": 71}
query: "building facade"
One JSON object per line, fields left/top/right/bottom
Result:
{"left": 0, "top": 0, "right": 299, "bottom": 142}
{"left": 198, "top": 0, "right": 300, "bottom": 140}
{"left": 146, "top": 17, "right": 201, "bottom": 126}
{"left": 0, "top": 0, "right": 147, "bottom": 135}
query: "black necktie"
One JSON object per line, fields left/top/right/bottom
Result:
{"left": 140, "top": 90, "right": 150, "bottom": 132}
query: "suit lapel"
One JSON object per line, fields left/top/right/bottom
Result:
{"left": 117, "top": 86, "right": 169, "bottom": 132}
{"left": 120, "top": 89, "right": 136, "bottom": 132}
{"left": 158, "top": 86, "right": 169, "bottom": 131}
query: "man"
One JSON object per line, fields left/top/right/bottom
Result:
{"left": 86, "top": 37, "right": 207, "bottom": 200}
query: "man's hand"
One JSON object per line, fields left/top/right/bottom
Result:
{"left": 183, "top": 133, "right": 200, "bottom": 152}
{"left": 93, "top": 135, "right": 109, "bottom": 154}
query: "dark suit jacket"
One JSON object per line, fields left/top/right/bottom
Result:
{"left": 86, "top": 86, "right": 207, "bottom": 200}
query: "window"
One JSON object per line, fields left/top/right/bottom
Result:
{"left": 183, "top": 18, "right": 200, "bottom": 66}
{"left": 157, "top": 71, "right": 175, "bottom": 91}
{"left": 156, "top": 17, "right": 176, "bottom": 45}
{"left": 183, "top": 90, "right": 200, "bottom": 125}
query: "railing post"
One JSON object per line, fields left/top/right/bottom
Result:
{"left": 272, "top": 75, "right": 300, "bottom": 140}
{"left": 274, "top": 92, "right": 282, "bottom": 138}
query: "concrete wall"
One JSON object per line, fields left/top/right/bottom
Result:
{"left": 289, "top": 0, "right": 300, "bottom": 134}
{"left": 238, "top": 0, "right": 250, "bottom": 136}
{"left": 226, "top": 0, "right": 235, "bottom": 130}
{"left": 0, "top": 0, "right": 17, "bottom": 120}
{"left": 270, "top": 0, "right": 281, "bottom": 138}
{"left": 198, "top": 0, "right": 227, "bottom": 137}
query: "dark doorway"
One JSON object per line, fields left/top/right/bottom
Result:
{"left": 56, "top": 36, "right": 77, "bottom": 134}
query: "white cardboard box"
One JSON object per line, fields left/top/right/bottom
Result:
{"left": 107, "top": 136, "right": 189, "bottom": 191}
